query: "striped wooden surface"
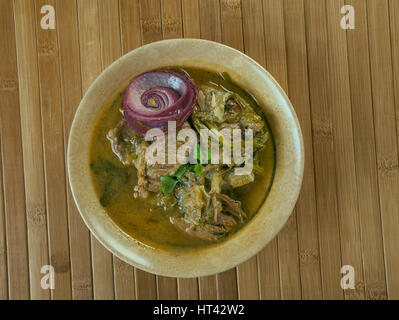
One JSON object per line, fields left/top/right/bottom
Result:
{"left": 0, "top": 0, "right": 398, "bottom": 300}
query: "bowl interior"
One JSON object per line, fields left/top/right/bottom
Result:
{"left": 68, "top": 39, "right": 304, "bottom": 277}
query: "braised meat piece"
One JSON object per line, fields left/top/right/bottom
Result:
{"left": 147, "top": 164, "right": 181, "bottom": 192}
{"left": 108, "top": 119, "right": 194, "bottom": 198}
{"left": 175, "top": 184, "right": 209, "bottom": 225}
{"left": 107, "top": 120, "right": 143, "bottom": 165}
{"left": 170, "top": 215, "right": 226, "bottom": 241}
{"left": 170, "top": 192, "right": 246, "bottom": 241}
{"left": 225, "top": 171, "right": 255, "bottom": 188}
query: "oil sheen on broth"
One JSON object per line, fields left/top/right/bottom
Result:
{"left": 90, "top": 67, "right": 276, "bottom": 249}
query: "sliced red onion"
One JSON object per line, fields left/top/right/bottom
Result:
{"left": 123, "top": 69, "right": 197, "bottom": 136}
{"left": 140, "top": 87, "right": 179, "bottom": 109}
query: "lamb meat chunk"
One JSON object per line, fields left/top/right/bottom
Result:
{"left": 225, "top": 172, "right": 255, "bottom": 188}
{"left": 170, "top": 209, "right": 239, "bottom": 242}
{"left": 223, "top": 98, "right": 242, "bottom": 122}
{"left": 147, "top": 163, "right": 180, "bottom": 179}
{"left": 119, "top": 121, "right": 194, "bottom": 197}
{"left": 226, "top": 97, "right": 239, "bottom": 109}
{"left": 133, "top": 147, "right": 149, "bottom": 198}
{"left": 175, "top": 184, "right": 209, "bottom": 225}
{"left": 216, "top": 193, "right": 247, "bottom": 222}
{"left": 107, "top": 119, "right": 149, "bottom": 197}
{"left": 170, "top": 215, "right": 226, "bottom": 241}
{"left": 172, "top": 189, "right": 247, "bottom": 241}
{"left": 193, "top": 85, "right": 232, "bottom": 123}
{"left": 215, "top": 212, "right": 236, "bottom": 228}
{"left": 239, "top": 111, "right": 265, "bottom": 134}
{"left": 146, "top": 163, "right": 180, "bottom": 192}
{"left": 107, "top": 120, "right": 143, "bottom": 165}
{"left": 147, "top": 163, "right": 179, "bottom": 180}
{"left": 144, "top": 122, "right": 194, "bottom": 193}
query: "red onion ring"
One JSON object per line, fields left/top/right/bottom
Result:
{"left": 123, "top": 69, "right": 197, "bottom": 136}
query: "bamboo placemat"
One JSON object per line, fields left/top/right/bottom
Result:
{"left": 0, "top": 0, "right": 398, "bottom": 300}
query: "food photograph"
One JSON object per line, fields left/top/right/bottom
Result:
{"left": 0, "top": 0, "right": 398, "bottom": 307}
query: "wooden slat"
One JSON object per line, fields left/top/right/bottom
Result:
{"left": 0, "top": 135, "right": 7, "bottom": 299}
{"left": 367, "top": 0, "right": 399, "bottom": 299}
{"left": 119, "top": 0, "right": 142, "bottom": 54}
{"left": 390, "top": 0, "right": 399, "bottom": 155}
{"left": 220, "top": 0, "right": 243, "bottom": 51}
{"left": 112, "top": 258, "right": 135, "bottom": 300}
{"left": 181, "top": 0, "right": 200, "bottom": 38}
{"left": 181, "top": 0, "right": 200, "bottom": 40}
{"left": 199, "top": 0, "right": 221, "bottom": 42}
{"left": 13, "top": 0, "right": 48, "bottom": 300}
{"left": 140, "top": 0, "right": 162, "bottom": 44}
{"left": 33, "top": 0, "right": 72, "bottom": 299}
{"left": 134, "top": 268, "right": 157, "bottom": 300}
{"left": 324, "top": 0, "right": 365, "bottom": 300}
{"left": 161, "top": 0, "right": 182, "bottom": 40}
{"left": 216, "top": 268, "right": 238, "bottom": 300}
{"left": 77, "top": 0, "right": 103, "bottom": 92}
{"left": 198, "top": 276, "right": 217, "bottom": 300}
{"left": 156, "top": 276, "right": 178, "bottom": 300}
{"left": 389, "top": 0, "right": 399, "bottom": 295}
{"left": 345, "top": 0, "right": 387, "bottom": 300}
{"left": 77, "top": 0, "right": 114, "bottom": 300}
{"left": 38, "top": 0, "right": 75, "bottom": 299}
{"left": 241, "top": 0, "right": 278, "bottom": 300}
{"left": 282, "top": 0, "right": 323, "bottom": 300}
{"left": 217, "top": 0, "right": 242, "bottom": 300}
{"left": 303, "top": 0, "right": 343, "bottom": 299}
{"left": 56, "top": 0, "right": 93, "bottom": 300}
{"left": 263, "top": 0, "right": 302, "bottom": 300}
{"left": 99, "top": 0, "right": 122, "bottom": 67}
{"left": 177, "top": 278, "right": 199, "bottom": 300}
{"left": 0, "top": 0, "right": 28, "bottom": 300}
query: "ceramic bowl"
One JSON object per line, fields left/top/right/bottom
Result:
{"left": 68, "top": 39, "right": 304, "bottom": 277}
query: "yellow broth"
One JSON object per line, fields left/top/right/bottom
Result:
{"left": 89, "top": 68, "right": 276, "bottom": 249}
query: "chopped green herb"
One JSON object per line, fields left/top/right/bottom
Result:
{"left": 194, "top": 163, "right": 202, "bottom": 176}
{"left": 195, "top": 143, "right": 201, "bottom": 160}
{"left": 160, "top": 176, "right": 178, "bottom": 195}
{"left": 195, "top": 143, "right": 211, "bottom": 163}
{"left": 174, "top": 165, "right": 187, "bottom": 179}
{"left": 160, "top": 165, "right": 187, "bottom": 195}
{"left": 188, "top": 143, "right": 212, "bottom": 176}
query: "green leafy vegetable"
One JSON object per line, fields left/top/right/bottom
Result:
{"left": 160, "top": 176, "right": 178, "bottom": 195}
{"left": 174, "top": 165, "right": 187, "bottom": 179}
{"left": 191, "top": 143, "right": 212, "bottom": 176}
{"left": 160, "top": 165, "right": 187, "bottom": 195}
{"left": 196, "top": 143, "right": 211, "bottom": 163}
{"left": 193, "top": 163, "right": 202, "bottom": 176}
